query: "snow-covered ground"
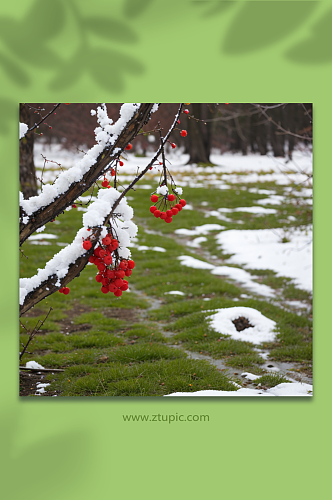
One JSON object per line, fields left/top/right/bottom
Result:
{"left": 29, "top": 143, "right": 312, "bottom": 397}
{"left": 164, "top": 382, "right": 313, "bottom": 397}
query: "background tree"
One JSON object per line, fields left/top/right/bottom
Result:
{"left": 19, "top": 103, "right": 38, "bottom": 198}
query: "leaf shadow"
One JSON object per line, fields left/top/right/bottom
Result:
{"left": 222, "top": 1, "right": 318, "bottom": 55}
{"left": 285, "top": 6, "right": 332, "bottom": 64}
{"left": 192, "top": 1, "right": 236, "bottom": 19}
{"left": 123, "top": 0, "right": 155, "bottom": 18}
{"left": 2, "top": 409, "right": 92, "bottom": 498}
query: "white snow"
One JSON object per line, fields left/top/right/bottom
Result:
{"left": 208, "top": 306, "right": 277, "bottom": 344}
{"left": 26, "top": 361, "right": 45, "bottom": 369}
{"left": 19, "top": 122, "right": 28, "bottom": 139}
{"left": 156, "top": 185, "right": 168, "bottom": 196}
{"left": 28, "top": 233, "right": 58, "bottom": 240}
{"left": 175, "top": 224, "right": 225, "bottom": 236}
{"left": 178, "top": 256, "right": 275, "bottom": 297}
{"left": 215, "top": 226, "right": 312, "bottom": 292}
{"left": 35, "top": 382, "right": 50, "bottom": 394}
{"left": 136, "top": 246, "right": 166, "bottom": 252}
{"left": 217, "top": 206, "right": 277, "bottom": 215}
{"left": 164, "top": 291, "right": 185, "bottom": 296}
{"left": 211, "top": 266, "right": 275, "bottom": 297}
{"left": 241, "top": 372, "right": 261, "bottom": 381}
{"left": 177, "top": 255, "right": 215, "bottom": 270}
{"left": 186, "top": 236, "right": 207, "bottom": 248}
{"left": 164, "top": 382, "right": 312, "bottom": 397}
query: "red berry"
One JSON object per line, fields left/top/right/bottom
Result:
{"left": 97, "top": 263, "right": 106, "bottom": 272}
{"left": 83, "top": 240, "right": 92, "bottom": 251}
{"left": 151, "top": 194, "right": 158, "bottom": 203}
{"left": 103, "top": 255, "right": 112, "bottom": 265}
{"left": 101, "top": 286, "right": 109, "bottom": 294}
{"left": 114, "top": 278, "right": 123, "bottom": 288}
{"left": 102, "top": 236, "right": 111, "bottom": 246}
{"left": 150, "top": 206, "right": 157, "bottom": 213}
{"left": 89, "top": 255, "right": 96, "bottom": 263}
{"left": 115, "top": 270, "right": 125, "bottom": 279}
{"left": 149, "top": 167, "right": 153, "bottom": 170}
{"left": 171, "top": 208, "right": 178, "bottom": 215}
{"left": 59, "top": 288, "right": 64, "bottom": 293}
{"left": 111, "top": 169, "right": 115, "bottom": 176}
{"left": 95, "top": 274, "right": 103, "bottom": 283}
{"left": 127, "top": 260, "right": 135, "bottom": 269}
{"left": 106, "top": 269, "right": 116, "bottom": 279}
{"left": 171, "top": 143, "right": 176, "bottom": 149}
{"left": 179, "top": 199, "right": 186, "bottom": 206}
{"left": 125, "top": 269, "right": 132, "bottom": 277}
{"left": 111, "top": 239, "right": 119, "bottom": 249}
{"left": 119, "top": 160, "right": 124, "bottom": 166}
{"left": 167, "top": 194, "right": 176, "bottom": 201}
{"left": 114, "top": 289, "right": 122, "bottom": 297}
{"left": 166, "top": 210, "right": 173, "bottom": 217}
{"left": 184, "top": 109, "right": 189, "bottom": 114}
{"left": 102, "top": 180, "right": 109, "bottom": 187}
{"left": 120, "top": 282, "right": 129, "bottom": 291}
{"left": 119, "top": 260, "right": 128, "bottom": 270}
{"left": 180, "top": 130, "right": 187, "bottom": 137}
{"left": 154, "top": 210, "right": 161, "bottom": 218}
{"left": 177, "top": 120, "right": 180, "bottom": 124}
{"left": 109, "top": 283, "right": 117, "bottom": 293}
{"left": 165, "top": 217, "right": 173, "bottom": 223}
{"left": 160, "top": 212, "right": 167, "bottom": 220}
{"left": 125, "top": 143, "right": 132, "bottom": 150}
{"left": 159, "top": 162, "right": 163, "bottom": 165}
{"left": 102, "top": 278, "right": 109, "bottom": 286}
{"left": 72, "top": 204, "right": 77, "bottom": 208}
{"left": 63, "top": 287, "right": 70, "bottom": 295}
{"left": 99, "top": 249, "right": 106, "bottom": 258}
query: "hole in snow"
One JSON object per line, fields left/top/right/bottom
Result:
{"left": 232, "top": 316, "right": 254, "bottom": 332}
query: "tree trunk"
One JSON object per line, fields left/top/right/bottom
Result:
{"left": 20, "top": 104, "right": 38, "bottom": 198}
{"left": 187, "top": 103, "right": 210, "bottom": 164}
{"left": 269, "top": 107, "right": 285, "bottom": 157}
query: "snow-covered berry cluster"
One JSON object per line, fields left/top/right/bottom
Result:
{"left": 149, "top": 186, "right": 186, "bottom": 224}
{"left": 83, "top": 234, "right": 135, "bottom": 297}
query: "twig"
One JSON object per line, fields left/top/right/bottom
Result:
{"left": 23, "top": 103, "right": 61, "bottom": 137}
{"left": 19, "top": 366, "right": 65, "bottom": 372}
{"left": 19, "top": 307, "right": 53, "bottom": 360}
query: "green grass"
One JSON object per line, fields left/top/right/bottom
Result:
{"left": 252, "top": 373, "right": 291, "bottom": 388}
{"left": 20, "top": 175, "right": 312, "bottom": 396}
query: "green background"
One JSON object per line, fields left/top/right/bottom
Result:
{"left": 1, "top": 0, "right": 328, "bottom": 498}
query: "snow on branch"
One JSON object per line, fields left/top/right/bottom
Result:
{"left": 19, "top": 104, "right": 182, "bottom": 315}
{"left": 20, "top": 103, "right": 156, "bottom": 245}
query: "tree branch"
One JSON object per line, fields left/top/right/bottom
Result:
{"left": 20, "top": 103, "right": 155, "bottom": 246}
{"left": 20, "top": 105, "right": 183, "bottom": 316}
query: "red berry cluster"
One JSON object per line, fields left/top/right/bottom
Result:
{"left": 83, "top": 234, "right": 135, "bottom": 297}
{"left": 150, "top": 192, "right": 186, "bottom": 224}
{"left": 59, "top": 287, "right": 70, "bottom": 295}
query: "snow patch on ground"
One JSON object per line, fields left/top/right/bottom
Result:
{"left": 164, "top": 382, "right": 312, "bottom": 397}
{"left": 215, "top": 227, "right": 312, "bottom": 292}
{"left": 26, "top": 361, "right": 45, "bottom": 369}
{"left": 208, "top": 306, "right": 277, "bottom": 344}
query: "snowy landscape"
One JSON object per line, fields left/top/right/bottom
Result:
{"left": 19, "top": 104, "right": 312, "bottom": 397}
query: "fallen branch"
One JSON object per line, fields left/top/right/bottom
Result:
{"left": 19, "top": 367, "right": 65, "bottom": 372}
